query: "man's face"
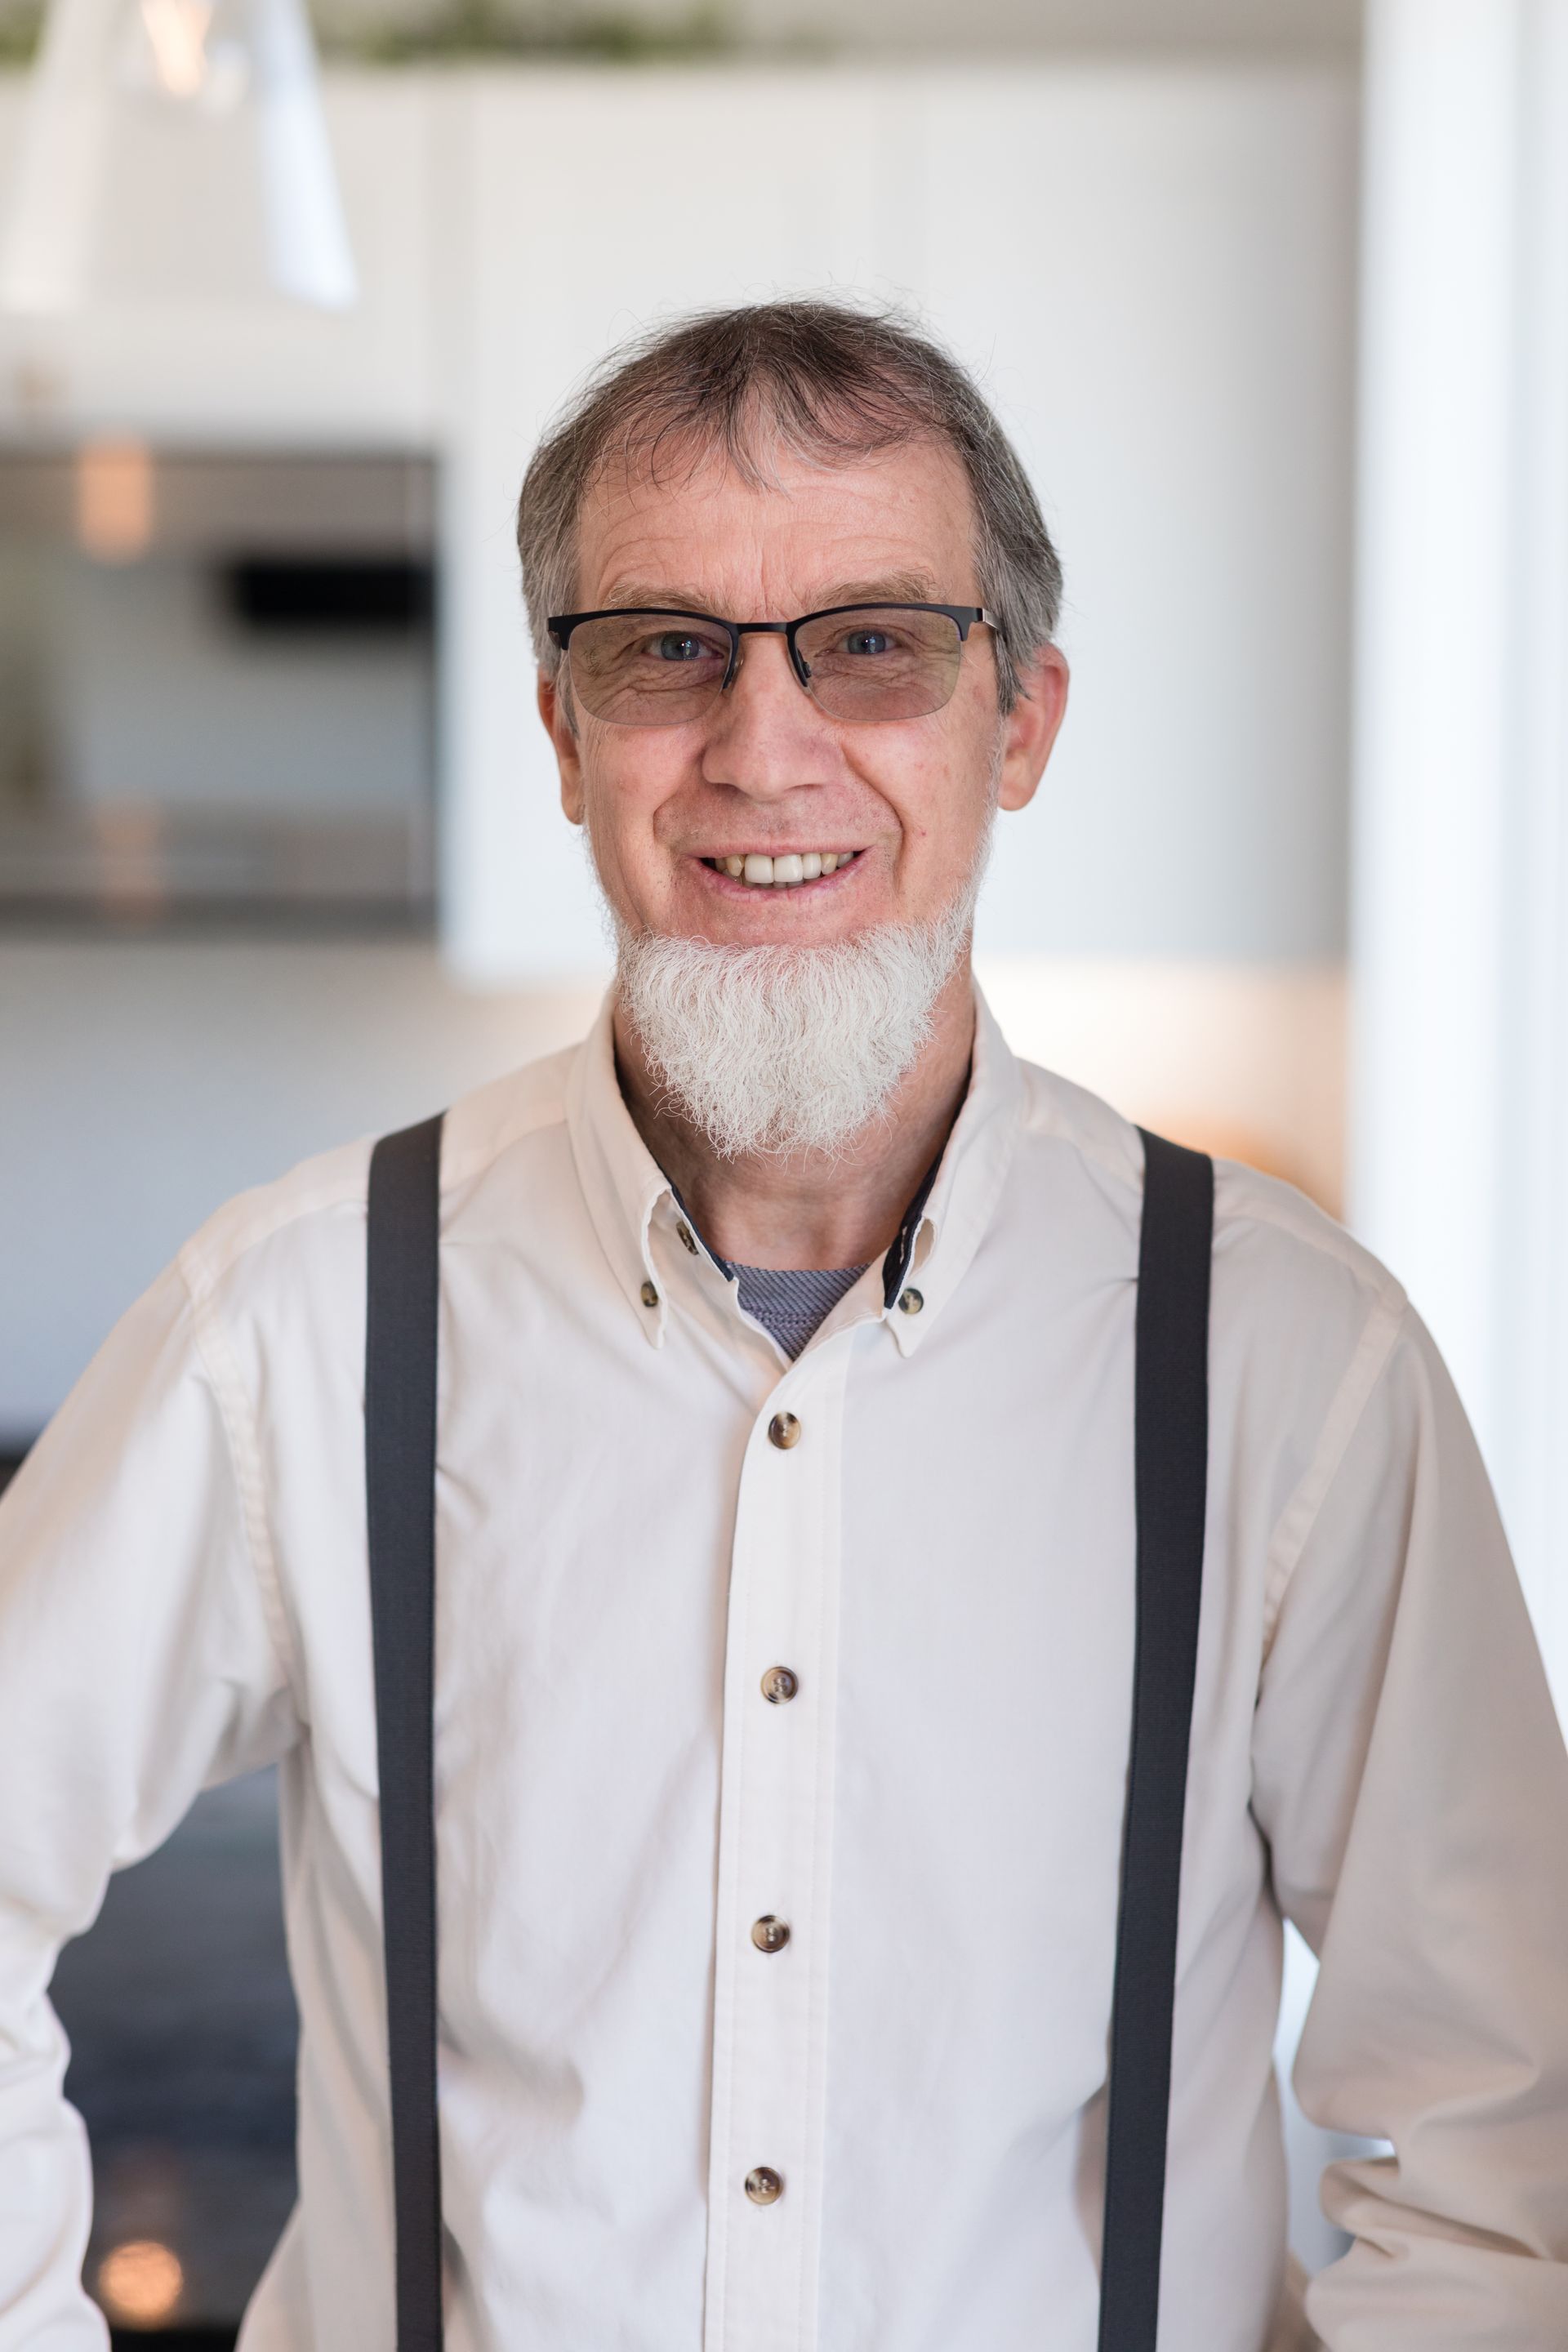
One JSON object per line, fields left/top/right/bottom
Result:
{"left": 539, "top": 434, "right": 1069, "bottom": 947}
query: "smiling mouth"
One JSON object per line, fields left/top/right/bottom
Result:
{"left": 699, "top": 849, "right": 863, "bottom": 889}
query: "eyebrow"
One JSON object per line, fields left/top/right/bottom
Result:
{"left": 588, "top": 570, "right": 947, "bottom": 616}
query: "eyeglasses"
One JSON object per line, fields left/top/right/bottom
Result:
{"left": 546, "top": 602, "right": 999, "bottom": 728}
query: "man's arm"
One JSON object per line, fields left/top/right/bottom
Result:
{"left": 0, "top": 1259, "right": 300, "bottom": 2345}
{"left": 1252, "top": 1303, "right": 1568, "bottom": 2347}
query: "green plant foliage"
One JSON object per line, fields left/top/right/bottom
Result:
{"left": 0, "top": 0, "right": 756, "bottom": 73}
{"left": 323, "top": 0, "right": 738, "bottom": 63}
{"left": 0, "top": 1, "right": 42, "bottom": 65}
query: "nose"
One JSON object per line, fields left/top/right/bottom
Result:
{"left": 698, "top": 629, "right": 840, "bottom": 800}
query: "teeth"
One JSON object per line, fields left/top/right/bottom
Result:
{"left": 716, "top": 850, "right": 853, "bottom": 889}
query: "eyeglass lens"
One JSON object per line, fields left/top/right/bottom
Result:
{"left": 564, "top": 608, "right": 967, "bottom": 728}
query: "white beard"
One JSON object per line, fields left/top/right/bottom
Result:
{"left": 608, "top": 839, "right": 990, "bottom": 1163}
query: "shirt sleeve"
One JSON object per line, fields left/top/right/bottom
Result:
{"left": 0, "top": 1258, "right": 301, "bottom": 2346}
{"left": 1251, "top": 1301, "right": 1568, "bottom": 2348}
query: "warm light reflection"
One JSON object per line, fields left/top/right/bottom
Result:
{"left": 977, "top": 956, "right": 1348, "bottom": 1218}
{"left": 97, "top": 2238, "right": 185, "bottom": 2325}
{"left": 138, "top": 0, "right": 214, "bottom": 98}
{"left": 122, "top": 0, "right": 250, "bottom": 114}
{"left": 75, "top": 439, "right": 154, "bottom": 564}
{"left": 92, "top": 802, "right": 169, "bottom": 922}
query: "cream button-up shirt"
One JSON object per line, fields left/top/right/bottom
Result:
{"left": 1, "top": 984, "right": 1566, "bottom": 2352}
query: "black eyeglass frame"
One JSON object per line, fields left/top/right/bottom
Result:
{"left": 546, "top": 600, "right": 1000, "bottom": 713}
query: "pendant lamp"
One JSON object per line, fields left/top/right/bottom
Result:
{"left": 0, "top": 0, "right": 356, "bottom": 311}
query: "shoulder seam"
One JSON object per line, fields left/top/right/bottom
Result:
{"left": 1014, "top": 1100, "right": 1393, "bottom": 1307}
{"left": 177, "top": 1168, "right": 367, "bottom": 1298}
{"left": 1013, "top": 1069, "right": 1143, "bottom": 1200}
{"left": 440, "top": 1092, "right": 568, "bottom": 1190}
{"left": 1214, "top": 1173, "right": 1387, "bottom": 1284}
{"left": 176, "top": 1092, "right": 570, "bottom": 1294}
{"left": 1258, "top": 1285, "right": 1410, "bottom": 1659}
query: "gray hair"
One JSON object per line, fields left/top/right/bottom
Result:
{"left": 515, "top": 297, "right": 1062, "bottom": 712}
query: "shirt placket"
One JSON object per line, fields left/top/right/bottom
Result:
{"left": 702, "top": 1339, "right": 849, "bottom": 2352}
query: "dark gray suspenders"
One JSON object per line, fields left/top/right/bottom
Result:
{"left": 366, "top": 1111, "right": 445, "bottom": 2352}
{"left": 364, "top": 1114, "right": 1213, "bottom": 2352}
{"left": 1098, "top": 1130, "right": 1214, "bottom": 2350}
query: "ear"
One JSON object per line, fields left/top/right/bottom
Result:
{"left": 996, "top": 643, "right": 1070, "bottom": 814}
{"left": 538, "top": 670, "right": 585, "bottom": 826}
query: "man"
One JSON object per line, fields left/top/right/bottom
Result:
{"left": 0, "top": 300, "right": 1565, "bottom": 2352}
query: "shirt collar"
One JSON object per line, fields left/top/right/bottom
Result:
{"left": 564, "top": 977, "right": 1026, "bottom": 1356}
{"left": 879, "top": 978, "right": 1023, "bottom": 1356}
{"left": 564, "top": 996, "right": 677, "bottom": 1348}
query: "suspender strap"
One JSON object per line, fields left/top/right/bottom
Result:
{"left": 1097, "top": 1129, "right": 1214, "bottom": 2352}
{"left": 366, "top": 1112, "right": 447, "bottom": 2352}
{"left": 363, "top": 1112, "right": 1211, "bottom": 2352}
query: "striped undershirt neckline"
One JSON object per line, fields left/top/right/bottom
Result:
{"left": 726, "top": 1261, "right": 871, "bottom": 1360}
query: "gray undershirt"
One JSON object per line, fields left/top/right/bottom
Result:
{"left": 668, "top": 1182, "right": 871, "bottom": 1358}
{"left": 728, "top": 1261, "right": 871, "bottom": 1360}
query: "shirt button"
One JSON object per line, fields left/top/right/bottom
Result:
{"left": 639, "top": 1281, "right": 659, "bottom": 1308}
{"left": 676, "top": 1220, "right": 698, "bottom": 1255}
{"left": 898, "top": 1286, "right": 924, "bottom": 1315}
{"left": 768, "top": 1410, "right": 802, "bottom": 1450}
{"left": 744, "top": 2166, "right": 784, "bottom": 2205}
{"left": 760, "top": 1664, "right": 799, "bottom": 1704}
{"left": 751, "top": 1914, "right": 791, "bottom": 1953}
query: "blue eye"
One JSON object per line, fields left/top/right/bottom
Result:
{"left": 843, "top": 629, "right": 893, "bottom": 657}
{"left": 652, "top": 632, "right": 706, "bottom": 662}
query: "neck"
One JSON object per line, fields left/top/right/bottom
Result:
{"left": 612, "top": 957, "right": 977, "bottom": 1270}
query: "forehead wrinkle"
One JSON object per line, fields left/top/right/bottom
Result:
{"left": 808, "top": 570, "right": 944, "bottom": 608}
{"left": 591, "top": 568, "right": 947, "bottom": 617}
{"left": 573, "top": 438, "right": 982, "bottom": 617}
{"left": 593, "top": 580, "right": 726, "bottom": 614}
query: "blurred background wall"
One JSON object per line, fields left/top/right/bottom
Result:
{"left": 6, "top": 0, "right": 1568, "bottom": 2338}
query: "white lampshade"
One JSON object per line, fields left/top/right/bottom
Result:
{"left": 0, "top": 0, "right": 356, "bottom": 311}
